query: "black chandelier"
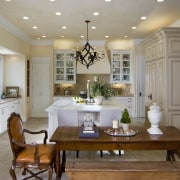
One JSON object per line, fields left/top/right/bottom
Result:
{"left": 76, "top": 20, "right": 105, "bottom": 69}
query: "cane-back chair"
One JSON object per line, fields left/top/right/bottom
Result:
{"left": 7, "top": 112, "right": 56, "bottom": 180}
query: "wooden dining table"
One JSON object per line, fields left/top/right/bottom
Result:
{"left": 50, "top": 126, "right": 180, "bottom": 180}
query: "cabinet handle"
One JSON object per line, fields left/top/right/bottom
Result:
{"left": 148, "top": 94, "right": 152, "bottom": 100}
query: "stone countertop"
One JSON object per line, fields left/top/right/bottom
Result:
{"left": 53, "top": 95, "right": 134, "bottom": 97}
{"left": 0, "top": 98, "right": 20, "bottom": 105}
{"left": 46, "top": 97, "right": 126, "bottom": 112}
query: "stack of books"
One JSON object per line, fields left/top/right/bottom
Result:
{"left": 79, "top": 126, "right": 99, "bottom": 138}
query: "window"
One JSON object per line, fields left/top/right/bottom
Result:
{"left": 0, "top": 55, "right": 4, "bottom": 96}
{"left": 27, "top": 60, "right": 30, "bottom": 97}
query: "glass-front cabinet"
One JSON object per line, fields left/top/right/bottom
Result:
{"left": 54, "top": 50, "right": 76, "bottom": 84}
{"left": 111, "top": 50, "right": 131, "bottom": 84}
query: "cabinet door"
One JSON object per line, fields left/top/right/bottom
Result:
{"left": 54, "top": 50, "right": 76, "bottom": 84}
{"left": 111, "top": 50, "right": 131, "bottom": 84}
{"left": 0, "top": 105, "right": 8, "bottom": 133}
{"left": 145, "top": 59, "right": 165, "bottom": 108}
{"left": 32, "top": 57, "right": 50, "bottom": 117}
{"left": 8, "top": 100, "right": 20, "bottom": 116}
{"left": 115, "top": 97, "right": 134, "bottom": 117}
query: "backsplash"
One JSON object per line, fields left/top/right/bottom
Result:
{"left": 54, "top": 74, "right": 133, "bottom": 96}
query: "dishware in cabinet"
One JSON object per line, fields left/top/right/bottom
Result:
{"left": 54, "top": 50, "right": 76, "bottom": 84}
{"left": 111, "top": 50, "right": 131, "bottom": 83}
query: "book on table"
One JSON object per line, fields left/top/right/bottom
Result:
{"left": 79, "top": 126, "right": 99, "bottom": 138}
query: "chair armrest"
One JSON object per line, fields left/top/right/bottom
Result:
{"left": 24, "top": 129, "right": 48, "bottom": 144}
{"left": 12, "top": 138, "right": 36, "bottom": 148}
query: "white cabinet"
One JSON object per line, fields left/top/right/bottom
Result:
{"left": 0, "top": 104, "right": 8, "bottom": 134}
{"left": 32, "top": 57, "right": 50, "bottom": 117}
{"left": 8, "top": 100, "right": 21, "bottom": 116}
{"left": 111, "top": 50, "right": 132, "bottom": 84}
{"left": 54, "top": 50, "right": 76, "bottom": 84}
{"left": 143, "top": 28, "right": 180, "bottom": 127}
{"left": 0, "top": 99, "right": 21, "bottom": 134}
{"left": 115, "top": 97, "right": 134, "bottom": 117}
{"left": 145, "top": 59, "right": 165, "bottom": 108}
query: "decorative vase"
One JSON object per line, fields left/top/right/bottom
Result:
{"left": 147, "top": 103, "right": 163, "bottom": 134}
{"left": 94, "top": 96, "right": 103, "bottom": 105}
{"left": 121, "top": 123, "right": 129, "bottom": 131}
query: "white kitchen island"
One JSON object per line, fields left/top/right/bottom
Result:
{"left": 46, "top": 97, "right": 125, "bottom": 138}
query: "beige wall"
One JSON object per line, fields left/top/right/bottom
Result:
{"left": 0, "top": 27, "right": 30, "bottom": 57}
{"left": 4, "top": 54, "right": 26, "bottom": 120}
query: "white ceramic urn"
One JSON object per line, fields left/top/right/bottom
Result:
{"left": 147, "top": 103, "right": 163, "bottom": 134}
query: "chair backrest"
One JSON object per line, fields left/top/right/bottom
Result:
{"left": 7, "top": 112, "right": 25, "bottom": 158}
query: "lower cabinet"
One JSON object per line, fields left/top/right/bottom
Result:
{"left": 0, "top": 105, "right": 8, "bottom": 134}
{"left": 0, "top": 99, "right": 21, "bottom": 134}
{"left": 115, "top": 97, "right": 134, "bottom": 117}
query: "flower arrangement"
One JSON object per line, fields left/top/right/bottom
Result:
{"left": 90, "top": 76, "right": 116, "bottom": 99}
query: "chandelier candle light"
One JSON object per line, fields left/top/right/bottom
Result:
{"left": 76, "top": 20, "right": 105, "bottom": 69}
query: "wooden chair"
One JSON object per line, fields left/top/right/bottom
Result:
{"left": 7, "top": 112, "right": 56, "bottom": 180}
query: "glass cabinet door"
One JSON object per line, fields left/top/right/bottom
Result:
{"left": 111, "top": 50, "right": 131, "bottom": 84}
{"left": 54, "top": 50, "right": 76, "bottom": 84}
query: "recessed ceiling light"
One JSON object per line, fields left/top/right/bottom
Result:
{"left": 124, "top": 35, "right": 128, "bottom": 38}
{"left": 105, "top": 0, "right": 111, "bottom": 2}
{"left": 157, "top": 0, "right": 164, "bottom": 2}
{"left": 132, "top": 26, "right": 136, "bottom": 30}
{"left": 42, "top": 35, "right": 46, "bottom": 38}
{"left": 141, "top": 16, "right": 147, "bottom": 20}
{"left": 93, "top": 12, "right": 99, "bottom": 16}
{"left": 62, "top": 26, "right": 67, "bottom": 29}
{"left": 105, "top": 35, "right": 109, "bottom": 38}
{"left": 37, "top": 37, "right": 41, "bottom": 40}
{"left": 22, "top": 16, "right": 29, "bottom": 20}
{"left": 32, "top": 26, "right": 38, "bottom": 29}
{"left": 80, "top": 35, "right": 84, "bottom": 38}
{"left": 56, "top": 12, "right": 61, "bottom": 16}
{"left": 5, "top": 0, "right": 11, "bottom": 1}
{"left": 91, "top": 26, "right": 96, "bottom": 29}
{"left": 49, "top": 0, "right": 55, "bottom": 2}
{"left": 60, "top": 35, "right": 64, "bottom": 38}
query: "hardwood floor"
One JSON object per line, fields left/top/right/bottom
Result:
{"left": 0, "top": 117, "right": 178, "bottom": 180}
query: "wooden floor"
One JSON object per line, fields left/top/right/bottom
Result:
{"left": 0, "top": 117, "right": 179, "bottom": 180}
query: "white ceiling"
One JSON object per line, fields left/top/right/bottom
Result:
{"left": 0, "top": 0, "right": 180, "bottom": 42}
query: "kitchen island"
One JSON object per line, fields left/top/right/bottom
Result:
{"left": 46, "top": 97, "right": 125, "bottom": 138}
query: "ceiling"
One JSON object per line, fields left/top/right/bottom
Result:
{"left": 0, "top": 0, "right": 180, "bottom": 42}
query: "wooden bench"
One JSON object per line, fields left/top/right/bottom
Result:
{"left": 66, "top": 161, "right": 180, "bottom": 180}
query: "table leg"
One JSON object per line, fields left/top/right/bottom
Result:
{"left": 61, "top": 150, "right": 66, "bottom": 172}
{"left": 55, "top": 149, "right": 61, "bottom": 180}
{"left": 166, "top": 150, "right": 176, "bottom": 161}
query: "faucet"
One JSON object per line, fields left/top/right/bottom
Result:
{"left": 87, "top": 80, "right": 90, "bottom": 102}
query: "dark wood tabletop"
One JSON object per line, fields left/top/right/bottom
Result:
{"left": 50, "top": 126, "right": 180, "bottom": 179}
{"left": 50, "top": 126, "right": 180, "bottom": 150}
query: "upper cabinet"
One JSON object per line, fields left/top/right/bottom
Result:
{"left": 111, "top": 50, "right": 132, "bottom": 84}
{"left": 54, "top": 50, "right": 76, "bottom": 84}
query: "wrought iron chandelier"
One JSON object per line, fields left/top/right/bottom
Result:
{"left": 76, "top": 20, "right": 104, "bottom": 69}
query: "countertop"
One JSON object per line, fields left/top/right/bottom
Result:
{"left": 53, "top": 95, "right": 134, "bottom": 97}
{"left": 46, "top": 97, "right": 126, "bottom": 112}
{"left": 0, "top": 98, "right": 20, "bottom": 105}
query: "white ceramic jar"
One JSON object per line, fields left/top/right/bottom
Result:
{"left": 147, "top": 103, "right": 163, "bottom": 134}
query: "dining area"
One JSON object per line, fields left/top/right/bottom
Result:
{"left": 50, "top": 125, "right": 180, "bottom": 180}
{"left": 46, "top": 99, "right": 180, "bottom": 179}
{"left": 2, "top": 113, "right": 180, "bottom": 180}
